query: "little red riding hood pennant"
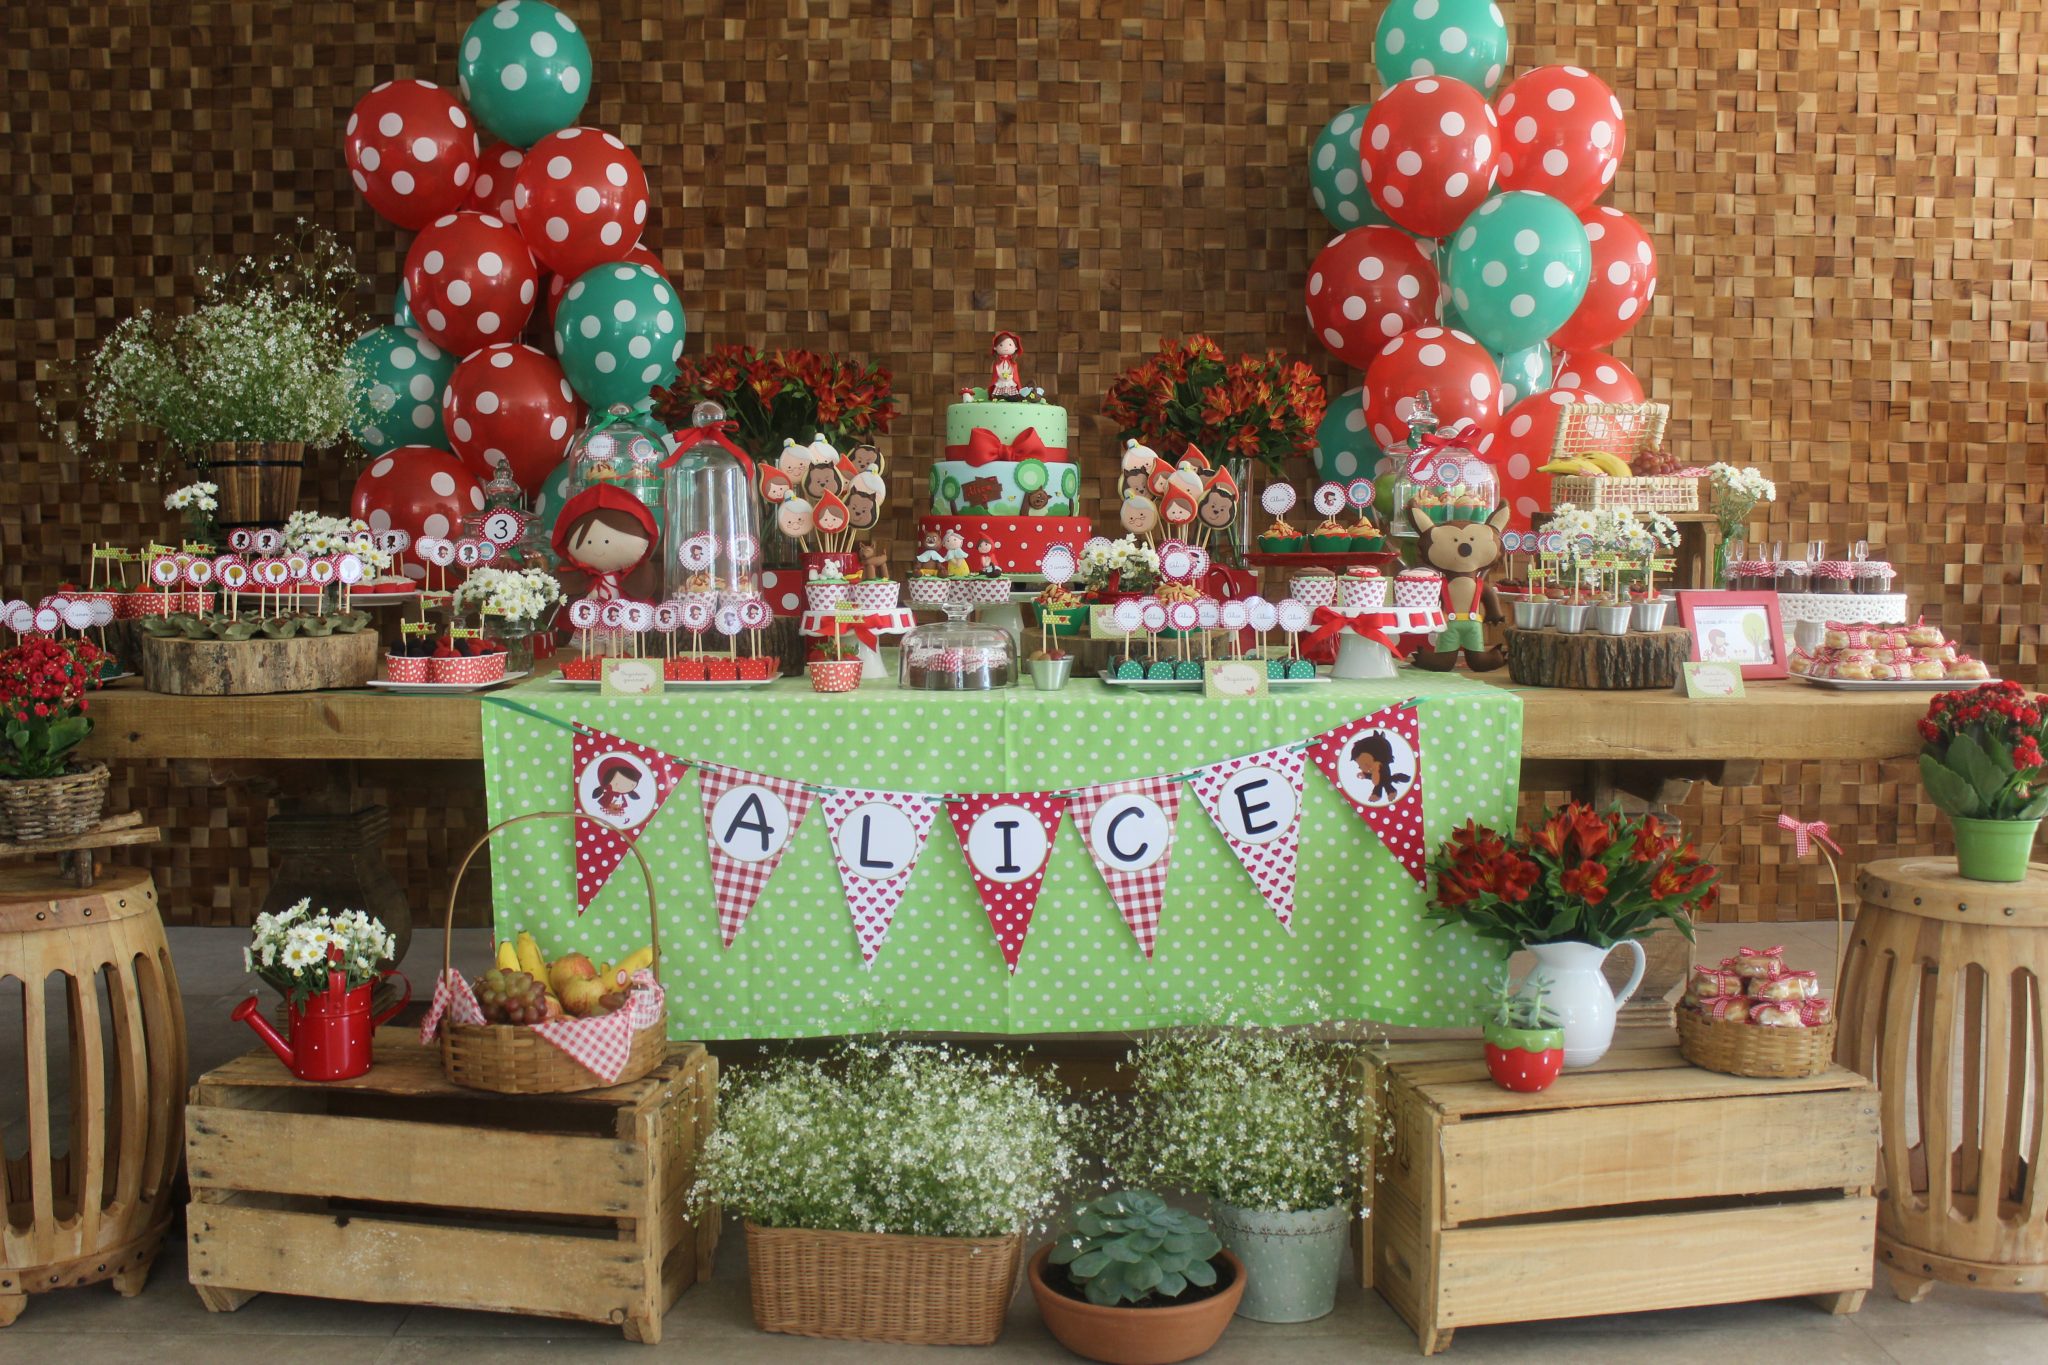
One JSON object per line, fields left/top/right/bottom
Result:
{"left": 821, "top": 788, "right": 940, "bottom": 967}
{"left": 1188, "top": 744, "right": 1309, "bottom": 933}
{"left": 945, "top": 791, "right": 1065, "bottom": 974}
{"left": 571, "top": 728, "right": 686, "bottom": 913}
{"left": 1308, "top": 706, "right": 1428, "bottom": 884}
{"left": 696, "top": 765, "right": 815, "bottom": 947}
{"left": 1065, "top": 776, "right": 1183, "bottom": 958}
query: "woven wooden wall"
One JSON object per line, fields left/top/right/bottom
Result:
{"left": 5, "top": 1, "right": 2045, "bottom": 927}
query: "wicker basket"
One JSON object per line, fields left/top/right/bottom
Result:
{"left": 1547, "top": 401, "right": 1698, "bottom": 510}
{"left": 1677, "top": 1007, "right": 1836, "bottom": 1079}
{"left": 437, "top": 811, "right": 667, "bottom": 1095}
{"left": 0, "top": 761, "right": 110, "bottom": 841}
{"left": 744, "top": 1223, "right": 1024, "bottom": 1346}
{"left": 1549, "top": 473, "right": 1702, "bottom": 513}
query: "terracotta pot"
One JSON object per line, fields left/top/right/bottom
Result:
{"left": 1027, "top": 1244, "right": 1243, "bottom": 1365}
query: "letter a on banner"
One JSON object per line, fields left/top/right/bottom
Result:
{"left": 1307, "top": 705, "right": 1428, "bottom": 884}
{"left": 1188, "top": 745, "right": 1309, "bottom": 933}
{"left": 1066, "top": 776, "right": 1182, "bottom": 958}
{"left": 696, "top": 765, "right": 814, "bottom": 946}
{"left": 821, "top": 789, "right": 939, "bottom": 966}
{"left": 946, "top": 792, "right": 1064, "bottom": 974}
{"left": 571, "top": 728, "right": 685, "bottom": 912}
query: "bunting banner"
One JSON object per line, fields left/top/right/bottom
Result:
{"left": 571, "top": 728, "right": 686, "bottom": 912}
{"left": 1187, "top": 744, "right": 1309, "bottom": 933}
{"left": 946, "top": 791, "right": 1066, "bottom": 974}
{"left": 1307, "top": 705, "right": 1428, "bottom": 883}
{"left": 820, "top": 788, "right": 940, "bottom": 967}
{"left": 696, "top": 765, "right": 815, "bottom": 946}
{"left": 1065, "top": 775, "right": 1183, "bottom": 958}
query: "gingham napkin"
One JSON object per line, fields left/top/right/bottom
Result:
{"left": 421, "top": 968, "right": 664, "bottom": 1085}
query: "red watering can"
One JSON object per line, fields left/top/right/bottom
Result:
{"left": 233, "top": 943, "right": 411, "bottom": 1081}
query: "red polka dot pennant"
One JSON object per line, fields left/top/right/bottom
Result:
{"left": 697, "top": 764, "right": 816, "bottom": 948}
{"left": 1066, "top": 776, "right": 1184, "bottom": 960}
{"left": 1187, "top": 745, "right": 1310, "bottom": 934}
{"left": 821, "top": 789, "right": 940, "bottom": 968}
{"left": 1307, "top": 707, "right": 1429, "bottom": 885}
{"left": 571, "top": 728, "right": 684, "bottom": 914}
{"left": 946, "top": 792, "right": 1067, "bottom": 975}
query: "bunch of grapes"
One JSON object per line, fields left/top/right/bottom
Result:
{"left": 475, "top": 969, "right": 549, "bottom": 1025}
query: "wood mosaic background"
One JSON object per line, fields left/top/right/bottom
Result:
{"left": 5, "top": 1, "right": 2045, "bottom": 929}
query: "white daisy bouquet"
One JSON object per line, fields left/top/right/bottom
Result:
{"left": 244, "top": 898, "right": 397, "bottom": 1007}
{"left": 452, "top": 566, "right": 564, "bottom": 625}
{"left": 281, "top": 511, "right": 394, "bottom": 573}
{"left": 164, "top": 481, "right": 219, "bottom": 514}
{"left": 1706, "top": 462, "right": 1777, "bottom": 538}
{"left": 1075, "top": 534, "right": 1162, "bottom": 594}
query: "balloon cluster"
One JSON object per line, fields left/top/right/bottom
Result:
{"left": 341, "top": 2, "right": 688, "bottom": 576}
{"left": 1304, "top": 0, "right": 1659, "bottom": 527}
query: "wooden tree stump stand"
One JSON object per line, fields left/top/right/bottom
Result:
{"left": 138, "top": 630, "right": 378, "bottom": 696}
{"left": 1505, "top": 625, "right": 1692, "bottom": 690}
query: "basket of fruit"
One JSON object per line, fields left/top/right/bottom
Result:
{"left": 1543, "top": 401, "right": 1700, "bottom": 512}
{"left": 431, "top": 811, "right": 668, "bottom": 1094}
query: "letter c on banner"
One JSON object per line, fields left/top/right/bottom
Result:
{"left": 1090, "top": 792, "right": 1171, "bottom": 873}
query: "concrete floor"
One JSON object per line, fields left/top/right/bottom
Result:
{"left": 6, "top": 923, "right": 2043, "bottom": 1362}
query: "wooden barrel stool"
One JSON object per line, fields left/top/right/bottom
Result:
{"left": 1836, "top": 857, "right": 2048, "bottom": 1305}
{"left": 0, "top": 866, "right": 186, "bottom": 1325}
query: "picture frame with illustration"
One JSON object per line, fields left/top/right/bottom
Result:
{"left": 1677, "top": 590, "right": 1787, "bottom": 680}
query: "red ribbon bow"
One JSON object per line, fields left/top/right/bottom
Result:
{"left": 815, "top": 612, "right": 891, "bottom": 652}
{"left": 1305, "top": 605, "right": 1415, "bottom": 658}
{"left": 1777, "top": 812, "right": 1841, "bottom": 858}
{"left": 660, "top": 419, "right": 756, "bottom": 481}
{"left": 950, "top": 426, "right": 1065, "bottom": 467}
{"left": 1404, "top": 424, "right": 1477, "bottom": 477}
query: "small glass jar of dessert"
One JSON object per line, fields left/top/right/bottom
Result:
{"left": 1777, "top": 559, "right": 1812, "bottom": 593}
{"left": 1854, "top": 560, "right": 1895, "bottom": 594}
{"left": 1811, "top": 560, "right": 1854, "bottom": 594}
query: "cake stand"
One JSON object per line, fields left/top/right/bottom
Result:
{"left": 799, "top": 607, "right": 915, "bottom": 681}
{"left": 1778, "top": 591, "right": 1908, "bottom": 653}
{"left": 1323, "top": 604, "right": 1448, "bottom": 680}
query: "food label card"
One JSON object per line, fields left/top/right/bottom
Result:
{"left": 1679, "top": 661, "right": 1746, "bottom": 698}
{"left": 1204, "top": 659, "right": 1270, "bottom": 700}
{"left": 601, "top": 658, "right": 666, "bottom": 697}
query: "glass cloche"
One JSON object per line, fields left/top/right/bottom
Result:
{"left": 898, "top": 584, "right": 1017, "bottom": 691}
{"left": 662, "top": 401, "right": 762, "bottom": 599}
{"left": 564, "top": 404, "right": 669, "bottom": 521}
{"left": 1389, "top": 391, "right": 1499, "bottom": 541}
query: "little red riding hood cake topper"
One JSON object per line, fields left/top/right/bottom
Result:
{"left": 990, "top": 330, "right": 1023, "bottom": 398}
{"left": 552, "top": 485, "right": 657, "bottom": 602}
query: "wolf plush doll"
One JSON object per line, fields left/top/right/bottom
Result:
{"left": 1410, "top": 504, "right": 1512, "bottom": 672}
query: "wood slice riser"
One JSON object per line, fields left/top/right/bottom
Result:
{"left": 1505, "top": 625, "right": 1693, "bottom": 690}
{"left": 138, "top": 630, "right": 377, "bottom": 696}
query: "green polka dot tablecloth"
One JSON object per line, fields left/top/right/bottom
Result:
{"left": 480, "top": 672, "right": 1521, "bottom": 1038}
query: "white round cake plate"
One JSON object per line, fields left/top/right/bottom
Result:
{"left": 800, "top": 608, "right": 913, "bottom": 680}
{"left": 1329, "top": 606, "right": 1449, "bottom": 680}
{"left": 1778, "top": 591, "right": 1908, "bottom": 655}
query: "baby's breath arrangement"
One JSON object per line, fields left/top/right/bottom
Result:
{"left": 1111, "top": 1015, "right": 1364, "bottom": 1215}
{"left": 44, "top": 222, "right": 361, "bottom": 480}
{"left": 694, "top": 1039, "right": 1080, "bottom": 1238}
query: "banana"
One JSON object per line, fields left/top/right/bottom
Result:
{"left": 1538, "top": 457, "right": 1600, "bottom": 477}
{"left": 494, "top": 939, "right": 520, "bottom": 973}
{"left": 514, "top": 931, "right": 550, "bottom": 986}
{"left": 616, "top": 944, "right": 656, "bottom": 978}
{"left": 1581, "top": 449, "right": 1635, "bottom": 478}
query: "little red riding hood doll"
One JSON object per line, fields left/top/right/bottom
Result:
{"left": 551, "top": 486, "right": 658, "bottom": 602}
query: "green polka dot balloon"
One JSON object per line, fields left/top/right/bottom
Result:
{"left": 1312, "top": 386, "right": 1385, "bottom": 483}
{"left": 553, "top": 263, "right": 688, "bottom": 410}
{"left": 1309, "top": 106, "right": 1395, "bottom": 232}
{"left": 393, "top": 281, "right": 414, "bottom": 328}
{"left": 1443, "top": 191, "right": 1591, "bottom": 353}
{"left": 458, "top": 0, "right": 592, "bottom": 149}
{"left": 344, "top": 325, "right": 454, "bottom": 456}
{"left": 1375, "top": 0, "right": 1512, "bottom": 96}
{"left": 1495, "top": 338, "right": 1554, "bottom": 410}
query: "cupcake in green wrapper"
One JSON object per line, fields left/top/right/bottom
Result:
{"left": 1258, "top": 517, "right": 1306, "bottom": 554}
{"left": 1310, "top": 515, "right": 1352, "bottom": 552}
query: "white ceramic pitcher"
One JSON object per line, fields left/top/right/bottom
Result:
{"left": 1518, "top": 940, "right": 1646, "bottom": 1068}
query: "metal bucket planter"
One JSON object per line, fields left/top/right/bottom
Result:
{"left": 1210, "top": 1202, "right": 1348, "bottom": 1323}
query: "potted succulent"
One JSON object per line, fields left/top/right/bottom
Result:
{"left": 1482, "top": 976, "right": 1566, "bottom": 1093}
{"left": 691, "top": 1038, "right": 1077, "bottom": 1347}
{"left": 1917, "top": 681, "right": 2048, "bottom": 882}
{"left": 1030, "top": 1191, "right": 1244, "bottom": 1365}
{"left": 1427, "top": 804, "right": 1716, "bottom": 1068}
{"left": 1111, "top": 1018, "right": 1362, "bottom": 1324}
{"left": 0, "top": 637, "right": 109, "bottom": 840}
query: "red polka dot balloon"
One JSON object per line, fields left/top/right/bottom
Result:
{"left": 441, "top": 343, "right": 586, "bottom": 496}
{"left": 1495, "top": 66, "right": 1626, "bottom": 213}
{"left": 466, "top": 142, "right": 525, "bottom": 224}
{"left": 1360, "top": 76, "right": 1501, "bottom": 239}
{"left": 1549, "top": 205, "right": 1657, "bottom": 350}
{"left": 545, "top": 242, "right": 665, "bottom": 321}
{"left": 344, "top": 80, "right": 480, "bottom": 230}
{"left": 1363, "top": 326, "right": 1502, "bottom": 452}
{"left": 402, "top": 211, "right": 540, "bottom": 358}
{"left": 1304, "top": 227, "right": 1439, "bottom": 372}
{"left": 1552, "top": 349, "right": 1644, "bottom": 404}
{"left": 1475, "top": 387, "right": 1596, "bottom": 530}
{"left": 511, "top": 128, "right": 650, "bottom": 279}
{"left": 349, "top": 447, "right": 487, "bottom": 582}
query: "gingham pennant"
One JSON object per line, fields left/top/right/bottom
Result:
{"left": 1308, "top": 706, "right": 1429, "bottom": 884}
{"left": 946, "top": 791, "right": 1065, "bottom": 975}
{"left": 696, "top": 764, "right": 815, "bottom": 946}
{"left": 821, "top": 789, "right": 940, "bottom": 966}
{"left": 572, "top": 728, "right": 685, "bottom": 913}
{"left": 1066, "top": 775, "right": 1183, "bottom": 958}
{"left": 1188, "top": 744, "right": 1309, "bottom": 933}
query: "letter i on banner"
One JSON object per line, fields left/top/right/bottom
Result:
{"left": 571, "top": 729, "right": 686, "bottom": 913}
{"left": 1307, "top": 705, "right": 1428, "bottom": 883}
{"left": 1187, "top": 745, "right": 1309, "bottom": 933}
{"left": 697, "top": 765, "right": 815, "bottom": 946}
{"left": 946, "top": 792, "right": 1065, "bottom": 974}
{"left": 821, "top": 790, "right": 939, "bottom": 966}
{"left": 1066, "top": 776, "right": 1182, "bottom": 958}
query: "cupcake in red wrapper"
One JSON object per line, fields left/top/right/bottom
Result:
{"left": 737, "top": 656, "right": 776, "bottom": 681}
{"left": 808, "top": 658, "right": 862, "bottom": 693}
{"left": 384, "top": 652, "right": 430, "bottom": 683}
{"left": 705, "top": 658, "right": 740, "bottom": 682}
{"left": 1338, "top": 568, "right": 1389, "bottom": 611}
{"left": 1393, "top": 567, "right": 1442, "bottom": 609}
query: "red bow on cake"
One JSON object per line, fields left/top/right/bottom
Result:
{"left": 1305, "top": 605, "right": 1416, "bottom": 658}
{"left": 947, "top": 426, "right": 1067, "bottom": 466}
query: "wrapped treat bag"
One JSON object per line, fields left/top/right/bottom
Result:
{"left": 1731, "top": 945, "right": 1785, "bottom": 983}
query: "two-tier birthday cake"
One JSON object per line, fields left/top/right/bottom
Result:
{"left": 919, "top": 332, "right": 1092, "bottom": 574}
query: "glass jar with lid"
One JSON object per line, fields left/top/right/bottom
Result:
{"left": 661, "top": 401, "right": 763, "bottom": 600}
{"left": 1388, "top": 392, "right": 1499, "bottom": 541}
{"left": 898, "top": 583, "right": 1017, "bottom": 690}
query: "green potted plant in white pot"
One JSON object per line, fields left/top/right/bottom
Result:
{"left": 1110, "top": 1017, "right": 1364, "bottom": 1324}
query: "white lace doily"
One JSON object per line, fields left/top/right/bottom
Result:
{"left": 1776, "top": 592, "right": 1908, "bottom": 625}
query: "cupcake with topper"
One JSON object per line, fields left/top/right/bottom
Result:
{"left": 1257, "top": 482, "right": 1304, "bottom": 553}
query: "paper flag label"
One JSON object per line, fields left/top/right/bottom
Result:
{"left": 947, "top": 792, "right": 1065, "bottom": 974}
{"left": 1067, "top": 776, "right": 1182, "bottom": 958}
{"left": 571, "top": 730, "right": 684, "bottom": 913}
{"left": 1188, "top": 746, "right": 1308, "bottom": 932}
{"left": 822, "top": 790, "right": 939, "bottom": 966}
{"left": 1308, "top": 706, "right": 1428, "bottom": 884}
{"left": 698, "top": 766, "right": 814, "bottom": 946}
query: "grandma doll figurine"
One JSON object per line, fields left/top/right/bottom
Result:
{"left": 990, "top": 330, "right": 1024, "bottom": 398}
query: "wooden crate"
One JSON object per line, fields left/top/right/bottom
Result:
{"left": 185, "top": 1028, "right": 717, "bottom": 1344}
{"left": 1351, "top": 1042, "right": 1876, "bottom": 1355}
